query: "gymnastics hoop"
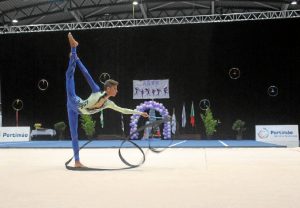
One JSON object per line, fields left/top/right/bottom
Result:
{"left": 229, "top": 67, "right": 241, "bottom": 80}
{"left": 38, "top": 79, "right": 49, "bottom": 91}
{"left": 12, "top": 99, "right": 23, "bottom": 127}
{"left": 12, "top": 99, "right": 23, "bottom": 111}
{"left": 199, "top": 99, "right": 210, "bottom": 110}
{"left": 99, "top": 73, "right": 111, "bottom": 85}
{"left": 267, "top": 85, "right": 278, "bottom": 97}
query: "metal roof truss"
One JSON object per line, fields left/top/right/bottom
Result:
{"left": 0, "top": 9, "right": 299, "bottom": 34}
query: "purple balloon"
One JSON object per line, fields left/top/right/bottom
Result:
{"left": 130, "top": 100, "right": 171, "bottom": 139}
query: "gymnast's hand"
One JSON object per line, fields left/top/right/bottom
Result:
{"left": 140, "top": 112, "right": 149, "bottom": 118}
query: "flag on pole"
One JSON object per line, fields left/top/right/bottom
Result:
{"left": 121, "top": 114, "right": 124, "bottom": 133}
{"left": 100, "top": 110, "right": 104, "bottom": 128}
{"left": 171, "top": 108, "right": 176, "bottom": 134}
{"left": 190, "top": 101, "right": 195, "bottom": 127}
{"left": 182, "top": 103, "right": 186, "bottom": 128}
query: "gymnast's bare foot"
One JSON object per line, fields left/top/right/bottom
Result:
{"left": 68, "top": 32, "right": 79, "bottom": 48}
{"left": 74, "top": 161, "right": 86, "bottom": 168}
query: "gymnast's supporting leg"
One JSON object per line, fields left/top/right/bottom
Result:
{"left": 66, "top": 32, "right": 85, "bottom": 168}
{"left": 66, "top": 64, "right": 83, "bottom": 167}
{"left": 67, "top": 108, "right": 80, "bottom": 162}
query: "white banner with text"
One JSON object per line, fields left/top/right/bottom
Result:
{"left": 133, "top": 79, "right": 169, "bottom": 99}
{"left": 0, "top": 127, "right": 31, "bottom": 142}
{"left": 255, "top": 125, "right": 299, "bottom": 147}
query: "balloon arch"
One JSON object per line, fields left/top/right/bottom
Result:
{"left": 130, "top": 100, "right": 171, "bottom": 140}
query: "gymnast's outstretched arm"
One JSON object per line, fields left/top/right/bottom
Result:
{"left": 107, "top": 101, "right": 149, "bottom": 118}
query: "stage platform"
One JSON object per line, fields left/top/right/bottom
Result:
{"left": 0, "top": 139, "right": 285, "bottom": 148}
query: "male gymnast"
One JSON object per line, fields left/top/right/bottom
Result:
{"left": 66, "top": 33, "right": 148, "bottom": 168}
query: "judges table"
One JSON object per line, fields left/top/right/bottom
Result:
{"left": 31, "top": 129, "right": 56, "bottom": 140}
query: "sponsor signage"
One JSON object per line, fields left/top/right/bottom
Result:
{"left": 0, "top": 127, "right": 31, "bottom": 142}
{"left": 255, "top": 125, "right": 299, "bottom": 147}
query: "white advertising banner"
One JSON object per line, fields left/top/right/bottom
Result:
{"left": 255, "top": 125, "right": 299, "bottom": 147}
{"left": 133, "top": 79, "right": 169, "bottom": 99}
{"left": 0, "top": 127, "right": 31, "bottom": 142}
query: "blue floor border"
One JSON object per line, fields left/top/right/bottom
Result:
{"left": 0, "top": 139, "right": 285, "bottom": 148}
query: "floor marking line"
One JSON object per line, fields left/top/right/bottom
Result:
{"left": 218, "top": 140, "right": 229, "bottom": 147}
{"left": 168, "top": 140, "right": 187, "bottom": 148}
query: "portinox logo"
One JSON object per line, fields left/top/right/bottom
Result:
{"left": 258, "top": 128, "right": 269, "bottom": 139}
